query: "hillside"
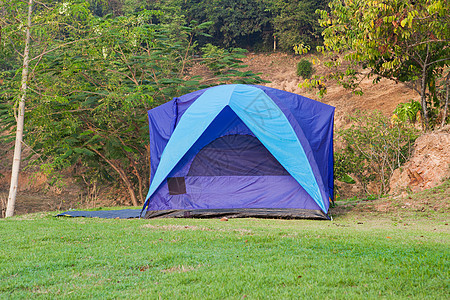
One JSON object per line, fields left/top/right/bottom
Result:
{"left": 240, "top": 52, "right": 419, "bottom": 129}
{"left": 0, "top": 52, "right": 446, "bottom": 217}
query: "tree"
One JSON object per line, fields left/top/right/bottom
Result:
{"left": 269, "top": 0, "right": 329, "bottom": 52}
{"left": 336, "top": 111, "right": 418, "bottom": 196}
{"left": 0, "top": 0, "right": 94, "bottom": 217}
{"left": 113, "top": 0, "right": 331, "bottom": 51}
{"left": 3, "top": 0, "right": 32, "bottom": 218}
{"left": 1, "top": 1, "right": 267, "bottom": 213}
{"left": 152, "top": 0, "right": 271, "bottom": 49}
{"left": 5, "top": 8, "right": 266, "bottom": 208}
{"left": 313, "top": 0, "right": 450, "bottom": 129}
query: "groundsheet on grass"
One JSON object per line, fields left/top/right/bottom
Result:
{"left": 57, "top": 209, "right": 141, "bottom": 219}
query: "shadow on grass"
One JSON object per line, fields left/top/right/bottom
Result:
{"left": 329, "top": 200, "right": 363, "bottom": 218}
{"left": 330, "top": 179, "right": 450, "bottom": 220}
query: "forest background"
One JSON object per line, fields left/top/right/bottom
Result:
{"left": 0, "top": 0, "right": 448, "bottom": 216}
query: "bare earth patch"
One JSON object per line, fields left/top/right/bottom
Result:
{"left": 141, "top": 224, "right": 210, "bottom": 231}
{"left": 331, "top": 179, "right": 450, "bottom": 221}
{"left": 141, "top": 223, "right": 253, "bottom": 235}
{"left": 161, "top": 265, "right": 197, "bottom": 273}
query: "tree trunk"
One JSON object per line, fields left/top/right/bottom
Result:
{"left": 132, "top": 164, "right": 145, "bottom": 204}
{"left": 6, "top": 0, "right": 32, "bottom": 218}
{"left": 89, "top": 148, "right": 139, "bottom": 206}
{"left": 441, "top": 72, "right": 449, "bottom": 128}
{"left": 420, "top": 44, "right": 434, "bottom": 130}
{"left": 420, "top": 65, "right": 429, "bottom": 130}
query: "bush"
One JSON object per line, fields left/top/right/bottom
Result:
{"left": 296, "top": 59, "right": 313, "bottom": 79}
{"left": 335, "top": 111, "right": 419, "bottom": 196}
{"left": 393, "top": 100, "right": 421, "bottom": 123}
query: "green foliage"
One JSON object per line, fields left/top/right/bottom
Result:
{"left": 296, "top": 59, "right": 314, "bottom": 79}
{"left": 270, "top": 0, "right": 329, "bottom": 52}
{"left": 393, "top": 100, "right": 422, "bottom": 123}
{"left": 0, "top": 3, "right": 267, "bottom": 205}
{"left": 315, "top": 0, "right": 450, "bottom": 128}
{"left": 124, "top": 0, "right": 329, "bottom": 51}
{"left": 0, "top": 0, "right": 95, "bottom": 156}
{"left": 334, "top": 151, "right": 357, "bottom": 184}
{"left": 200, "top": 44, "right": 250, "bottom": 73}
{"left": 335, "top": 111, "right": 419, "bottom": 196}
{"left": 200, "top": 44, "right": 268, "bottom": 84}
{"left": 149, "top": 0, "right": 272, "bottom": 49}
{"left": 210, "top": 0, "right": 271, "bottom": 48}
{"left": 293, "top": 43, "right": 311, "bottom": 55}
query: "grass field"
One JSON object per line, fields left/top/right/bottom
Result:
{"left": 1, "top": 182, "right": 449, "bottom": 299}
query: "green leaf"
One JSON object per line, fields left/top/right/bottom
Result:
{"left": 339, "top": 174, "right": 356, "bottom": 184}
{"left": 123, "top": 145, "right": 134, "bottom": 153}
{"left": 80, "top": 130, "right": 94, "bottom": 136}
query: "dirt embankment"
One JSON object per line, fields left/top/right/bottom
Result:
{"left": 0, "top": 168, "right": 84, "bottom": 217}
{"left": 390, "top": 126, "right": 450, "bottom": 194}
{"left": 240, "top": 52, "right": 419, "bottom": 129}
{"left": 1, "top": 52, "right": 448, "bottom": 216}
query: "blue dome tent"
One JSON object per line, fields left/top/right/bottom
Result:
{"left": 142, "top": 84, "right": 335, "bottom": 219}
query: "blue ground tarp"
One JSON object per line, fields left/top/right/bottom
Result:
{"left": 57, "top": 209, "right": 141, "bottom": 219}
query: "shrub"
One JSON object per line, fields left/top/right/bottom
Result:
{"left": 335, "top": 111, "right": 419, "bottom": 196}
{"left": 393, "top": 100, "right": 421, "bottom": 123}
{"left": 296, "top": 59, "right": 313, "bottom": 79}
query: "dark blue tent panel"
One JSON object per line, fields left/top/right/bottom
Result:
{"left": 188, "top": 135, "right": 290, "bottom": 176}
{"left": 143, "top": 84, "right": 334, "bottom": 219}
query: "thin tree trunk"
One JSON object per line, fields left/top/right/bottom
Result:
{"left": 6, "top": 0, "right": 33, "bottom": 218}
{"left": 420, "top": 44, "right": 430, "bottom": 130}
{"left": 420, "top": 66, "right": 428, "bottom": 130}
{"left": 132, "top": 165, "right": 145, "bottom": 204}
{"left": 441, "top": 72, "right": 450, "bottom": 128}
{"left": 89, "top": 148, "right": 139, "bottom": 206}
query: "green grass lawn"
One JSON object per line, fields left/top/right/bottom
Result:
{"left": 1, "top": 184, "right": 449, "bottom": 299}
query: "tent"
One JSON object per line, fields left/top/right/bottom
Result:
{"left": 142, "top": 84, "right": 335, "bottom": 219}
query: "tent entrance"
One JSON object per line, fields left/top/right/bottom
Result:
{"left": 187, "top": 134, "right": 289, "bottom": 177}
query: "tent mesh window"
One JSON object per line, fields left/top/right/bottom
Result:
{"left": 187, "top": 134, "right": 289, "bottom": 176}
{"left": 167, "top": 177, "right": 187, "bottom": 195}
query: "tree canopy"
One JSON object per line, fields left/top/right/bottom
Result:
{"left": 315, "top": 0, "right": 450, "bottom": 128}
{"left": 3, "top": 0, "right": 448, "bottom": 216}
{"left": 81, "top": 0, "right": 329, "bottom": 51}
{"left": 270, "top": 0, "right": 329, "bottom": 51}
